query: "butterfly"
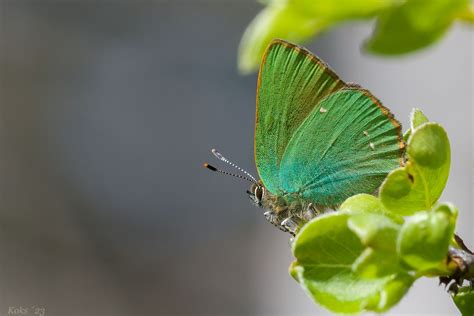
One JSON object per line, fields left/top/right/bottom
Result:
{"left": 205, "top": 39, "right": 404, "bottom": 235}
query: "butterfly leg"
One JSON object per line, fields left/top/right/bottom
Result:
{"left": 281, "top": 216, "right": 302, "bottom": 235}
{"left": 264, "top": 211, "right": 291, "bottom": 234}
{"left": 302, "top": 203, "right": 320, "bottom": 221}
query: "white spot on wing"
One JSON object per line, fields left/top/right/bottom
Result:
{"left": 319, "top": 107, "right": 327, "bottom": 113}
{"left": 369, "top": 142, "right": 375, "bottom": 150}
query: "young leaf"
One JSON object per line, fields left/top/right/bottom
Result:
{"left": 238, "top": 0, "right": 397, "bottom": 73}
{"left": 352, "top": 247, "right": 401, "bottom": 278}
{"left": 453, "top": 286, "right": 474, "bottom": 316}
{"left": 340, "top": 194, "right": 403, "bottom": 223}
{"left": 340, "top": 193, "right": 385, "bottom": 213}
{"left": 404, "top": 108, "right": 429, "bottom": 149}
{"left": 291, "top": 212, "right": 412, "bottom": 313}
{"left": 348, "top": 212, "right": 401, "bottom": 252}
{"left": 239, "top": 1, "right": 472, "bottom": 73}
{"left": 397, "top": 203, "right": 458, "bottom": 272}
{"left": 380, "top": 123, "right": 451, "bottom": 215}
{"left": 457, "top": 3, "right": 474, "bottom": 23}
{"left": 376, "top": 274, "right": 414, "bottom": 312}
{"left": 288, "top": 0, "right": 395, "bottom": 20}
{"left": 403, "top": 108, "right": 429, "bottom": 142}
{"left": 366, "top": 0, "right": 469, "bottom": 55}
{"left": 238, "top": 4, "right": 322, "bottom": 74}
{"left": 348, "top": 212, "right": 403, "bottom": 278}
{"left": 410, "top": 108, "right": 429, "bottom": 130}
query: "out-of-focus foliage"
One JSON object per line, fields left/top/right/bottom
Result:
{"left": 366, "top": 0, "right": 469, "bottom": 54}
{"left": 453, "top": 286, "right": 474, "bottom": 316}
{"left": 238, "top": 0, "right": 473, "bottom": 73}
{"left": 290, "top": 109, "right": 470, "bottom": 314}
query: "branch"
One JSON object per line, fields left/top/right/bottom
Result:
{"left": 440, "top": 234, "right": 474, "bottom": 293}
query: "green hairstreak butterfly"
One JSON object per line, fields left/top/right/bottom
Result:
{"left": 205, "top": 39, "right": 404, "bottom": 235}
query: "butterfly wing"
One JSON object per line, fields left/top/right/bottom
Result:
{"left": 255, "top": 40, "right": 345, "bottom": 194}
{"left": 279, "top": 87, "right": 404, "bottom": 206}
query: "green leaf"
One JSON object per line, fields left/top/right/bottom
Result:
{"left": 453, "top": 286, "right": 474, "bottom": 316}
{"left": 238, "top": 0, "right": 397, "bottom": 73}
{"left": 434, "top": 201, "right": 459, "bottom": 218}
{"left": 352, "top": 247, "right": 401, "bottom": 278}
{"left": 457, "top": 3, "right": 474, "bottom": 23}
{"left": 340, "top": 194, "right": 404, "bottom": 223}
{"left": 366, "top": 0, "right": 469, "bottom": 55}
{"left": 348, "top": 212, "right": 401, "bottom": 252}
{"left": 403, "top": 107, "right": 429, "bottom": 143}
{"left": 340, "top": 193, "right": 385, "bottom": 213}
{"left": 293, "top": 212, "right": 363, "bottom": 269}
{"left": 410, "top": 108, "right": 429, "bottom": 130}
{"left": 380, "top": 123, "right": 451, "bottom": 215}
{"left": 238, "top": 4, "right": 323, "bottom": 74}
{"left": 397, "top": 203, "right": 458, "bottom": 272}
{"left": 291, "top": 212, "right": 413, "bottom": 313}
{"left": 348, "top": 212, "right": 403, "bottom": 278}
{"left": 239, "top": 0, "right": 471, "bottom": 72}
{"left": 288, "top": 0, "right": 395, "bottom": 20}
{"left": 376, "top": 273, "right": 415, "bottom": 312}
{"left": 402, "top": 130, "right": 411, "bottom": 143}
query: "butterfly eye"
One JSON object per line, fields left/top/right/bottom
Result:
{"left": 254, "top": 185, "right": 264, "bottom": 201}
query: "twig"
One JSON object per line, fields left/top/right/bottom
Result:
{"left": 439, "top": 234, "right": 474, "bottom": 293}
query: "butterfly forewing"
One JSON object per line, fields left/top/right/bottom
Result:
{"left": 255, "top": 40, "right": 345, "bottom": 194}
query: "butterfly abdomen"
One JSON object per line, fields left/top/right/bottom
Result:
{"left": 257, "top": 189, "right": 325, "bottom": 235}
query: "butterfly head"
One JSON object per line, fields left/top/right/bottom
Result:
{"left": 204, "top": 148, "right": 308, "bottom": 236}
{"left": 247, "top": 181, "right": 265, "bottom": 207}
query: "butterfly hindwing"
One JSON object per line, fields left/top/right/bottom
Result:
{"left": 255, "top": 40, "right": 345, "bottom": 193}
{"left": 279, "top": 87, "right": 403, "bottom": 206}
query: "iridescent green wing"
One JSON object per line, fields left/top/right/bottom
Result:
{"left": 255, "top": 39, "right": 345, "bottom": 194}
{"left": 279, "top": 87, "right": 404, "bottom": 207}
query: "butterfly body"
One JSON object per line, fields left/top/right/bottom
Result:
{"left": 248, "top": 182, "right": 324, "bottom": 236}
{"left": 248, "top": 39, "right": 404, "bottom": 235}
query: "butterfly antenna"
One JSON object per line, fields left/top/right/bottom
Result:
{"left": 203, "top": 163, "right": 256, "bottom": 183}
{"left": 210, "top": 149, "right": 258, "bottom": 183}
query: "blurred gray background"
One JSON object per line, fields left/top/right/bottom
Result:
{"left": 0, "top": 1, "right": 472, "bottom": 315}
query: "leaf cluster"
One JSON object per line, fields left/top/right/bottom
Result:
{"left": 238, "top": 0, "right": 473, "bottom": 74}
{"left": 290, "top": 109, "right": 473, "bottom": 314}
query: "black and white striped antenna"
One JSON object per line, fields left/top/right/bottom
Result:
{"left": 203, "top": 148, "right": 258, "bottom": 184}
